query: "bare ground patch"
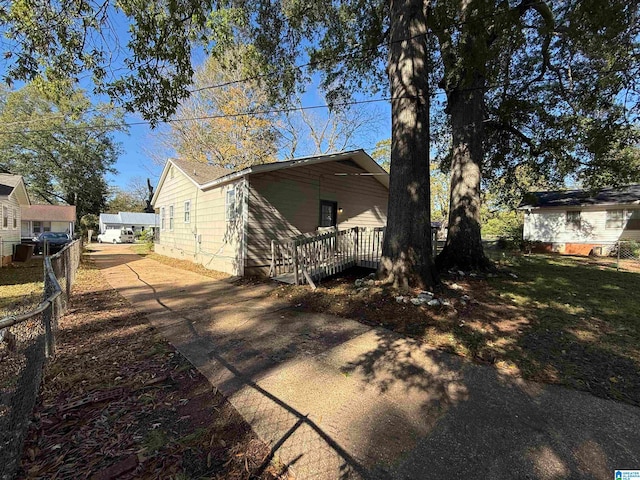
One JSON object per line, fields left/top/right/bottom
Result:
{"left": 17, "top": 257, "right": 289, "bottom": 480}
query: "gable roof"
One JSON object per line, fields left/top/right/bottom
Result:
{"left": 171, "top": 157, "right": 233, "bottom": 186}
{"left": 100, "top": 213, "right": 121, "bottom": 224}
{"left": 0, "top": 173, "right": 30, "bottom": 205}
{"left": 22, "top": 205, "right": 76, "bottom": 222}
{"left": 152, "top": 150, "right": 389, "bottom": 206}
{"left": 100, "top": 212, "right": 158, "bottom": 225}
{"left": 519, "top": 184, "right": 640, "bottom": 209}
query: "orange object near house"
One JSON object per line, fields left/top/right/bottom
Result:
{"left": 564, "top": 243, "right": 595, "bottom": 256}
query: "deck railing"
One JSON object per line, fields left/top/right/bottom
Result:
{"left": 270, "top": 226, "right": 385, "bottom": 285}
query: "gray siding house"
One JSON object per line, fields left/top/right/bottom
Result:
{"left": 151, "top": 150, "right": 389, "bottom": 276}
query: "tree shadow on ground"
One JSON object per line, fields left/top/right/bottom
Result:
{"left": 279, "top": 256, "right": 640, "bottom": 407}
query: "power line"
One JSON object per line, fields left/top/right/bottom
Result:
{"left": 0, "top": 95, "right": 417, "bottom": 135}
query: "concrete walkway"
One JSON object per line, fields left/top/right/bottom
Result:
{"left": 90, "top": 244, "right": 640, "bottom": 480}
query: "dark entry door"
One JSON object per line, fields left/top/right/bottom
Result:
{"left": 319, "top": 200, "right": 338, "bottom": 227}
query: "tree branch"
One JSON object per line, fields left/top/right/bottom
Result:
{"left": 485, "top": 119, "right": 544, "bottom": 156}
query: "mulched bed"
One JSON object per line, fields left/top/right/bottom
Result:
{"left": 17, "top": 258, "right": 289, "bottom": 480}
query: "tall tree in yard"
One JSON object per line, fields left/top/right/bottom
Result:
{"left": 163, "top": 44, "right": 280, "bottom": 169}
{"left": 0, "top": 80, "right": 123, "bottom": 218}
{"left": 3, "top": 0, "right": 639, "bottom": 285}
{"left": 432, "top": 0, "right": 640, "bottom": 270}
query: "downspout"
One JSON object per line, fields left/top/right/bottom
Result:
{"left": 194, "top": 186, "right": 199, "bottom": 258}
{"left": 241, "top": 176, "right": 249, "bottom": 277}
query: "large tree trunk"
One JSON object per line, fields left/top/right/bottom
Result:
{"left": 436, "top": 74, "right": 492, "bottom": 271}
{"left": 379, "top": 0, "right": 437, "bottom": 290}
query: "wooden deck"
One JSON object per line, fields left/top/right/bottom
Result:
{"left": 270, "top": 227, "right": 384, "bottom": 285}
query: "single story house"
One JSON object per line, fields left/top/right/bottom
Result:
{"left": 151, "top": 150, "right": 389, "bottom": 276}
{"left": 519, "top": 184, "right": 640, "bottom": 255}
{"left": 0, "top": 174, "right": 30, "bottom": 265}
{"left": 21, "top": 204, "right": 76, "bottom": 239}
{"left": 99, "top": 212, "right": 159, "bottom": 234}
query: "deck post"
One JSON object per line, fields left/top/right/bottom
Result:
{"left": 270, "top": 240, "right": 276, "bottom": 277}
{"left": 293, "top": 240, "right": 300, "bottom": 285}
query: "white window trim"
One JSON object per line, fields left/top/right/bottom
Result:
{"left": 169, "top": 204, "right": 174, "bottom": 231}
{"left": 605, "top": 209, "right": 624, "bottom": 229}
{"left": 2, "top": 205, "right": 7, "bottom": 229}
{"left": 160, "top": 207, "right": 166, "bottom": 231}
{"left": 184, "top": 200, "right": 191, "bottom": 223}
{"left": 566, "top": 210, "right": 581, "bottom": 231}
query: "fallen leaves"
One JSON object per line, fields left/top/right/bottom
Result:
{"left": 17, "top": 258, "right": 289, "bottom": 480}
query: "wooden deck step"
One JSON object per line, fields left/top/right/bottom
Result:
{"left": 273, "top": 273, "right": 297, "bottom": 284}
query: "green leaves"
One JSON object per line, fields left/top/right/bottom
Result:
{"left": 0, "top": 81, "right": 125, "bottom": 218}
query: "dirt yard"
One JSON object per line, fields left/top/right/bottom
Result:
{"left": 259, "top": 254, "right": 640, "bottom": 407}
{"left": 17, "top": 257, "right": 289, "bottom": 480}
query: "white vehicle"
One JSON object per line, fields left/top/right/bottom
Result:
{"left": 97, "top": 228, "right": 135, "bottom": 244}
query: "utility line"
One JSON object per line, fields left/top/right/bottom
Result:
{"left": 0, "top": 95, "right": 413, "bottom": 135}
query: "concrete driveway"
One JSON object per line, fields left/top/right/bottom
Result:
{"left": 89, "top": 243, "right": 640, "bottom": 480}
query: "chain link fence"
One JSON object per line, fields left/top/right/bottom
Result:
{"left": 0, "top": 240, "right": 82, "bottom": 480}
{"left": 615, "top": 240, "right": 640, "bottom": 271}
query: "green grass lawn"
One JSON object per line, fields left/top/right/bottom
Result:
{"left": 0, "top": 258, "right": 44, "bottom": 317}
{"left": 484, "top": 254, "right": 640, "bottom": 403}
{"left": 265, "top": 252, "right": 640, "bottom": 405}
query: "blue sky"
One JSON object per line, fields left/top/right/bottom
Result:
{"left": 84, "top": 9, "right": 392, "bottom": 191}
{"left": 1, "top": 9, "right": 391, "bottom": 192}
{"left": 105, "top": 86, "right": 391, "bottom": 191}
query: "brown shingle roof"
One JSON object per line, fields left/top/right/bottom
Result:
{"left": 22, "top": 205, "right": 76, "bottom": 222}
{"left": 170, "top": 158, "right": 234, "bottom": 186}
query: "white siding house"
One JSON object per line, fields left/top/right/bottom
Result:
{"left": 151, "top": 150, "right": 389, "bottom": 276}
{"left": 520, "top": 185, "right": 640, "bottom": 254}
{"left": 99, "top": 212, "right": 158, "bottom": 233}
{"left": 0, "top": 174, "right": 30, "bottom": 265}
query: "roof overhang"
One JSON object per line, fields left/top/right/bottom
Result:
{"left": 152, "top": 150, "right": 389, "bottom": 206}
{"left": 198, "top": 149, "right": 389, "bottom": 191}
{"left": 11, "top": 178, "right": 30, "bottom": 206}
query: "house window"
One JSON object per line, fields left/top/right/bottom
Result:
{"left": 169, "top": 205, "right": 174, "bottom": 230}
{"left": 160, "top": 207, "right": 166, "bottom": 230}
{"left": 319, "top": 200, "right": 338, "bottom": 228}
{"left": 2, "top": 206, "right": 7, "bottom": 228}
{"left": 13, "top": 208, "right": 17, "bottom": 229}
{"left": 606, "top": 210, "right": 624, "bottom": 229}
{"left": 566, "top": 211, "right": 581, "bottom": 230}
{"left": 33, "top": 221, "right": 41, "bottom": 234}
{"left": 184, "top": 200, "right": 191, "bottom": 223}
{"left": 226, "top": 188, "right": 236, "bottom": 221}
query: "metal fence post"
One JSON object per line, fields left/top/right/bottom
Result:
{"left": 65, "top": 248, "right": 72, "bottom": 302}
